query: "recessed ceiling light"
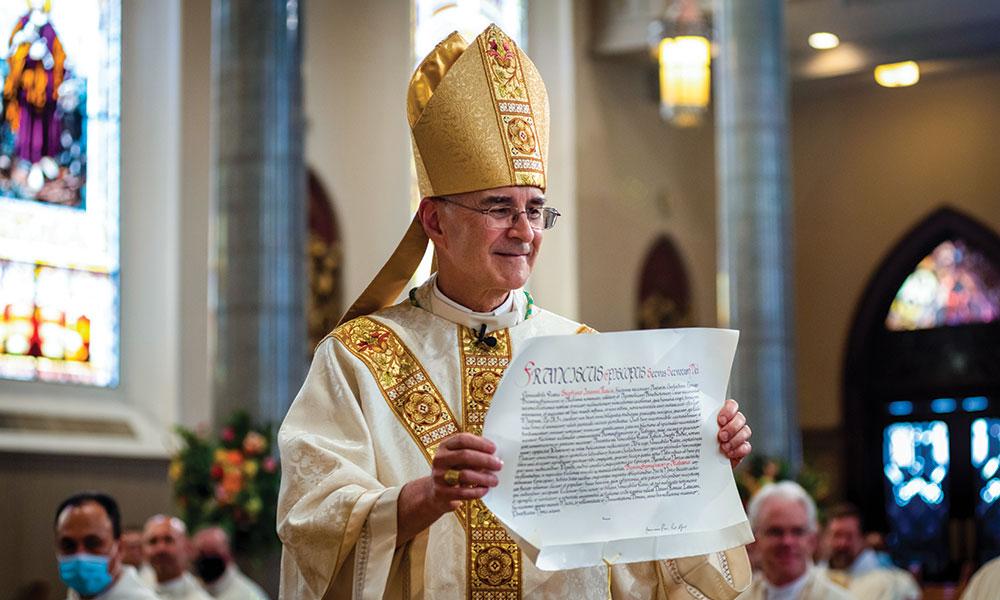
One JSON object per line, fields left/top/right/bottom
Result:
{"left": 808, "top": 32, "right": 840, "bottom": 50}
{"left": 875, "top": 61, "right": 920, "bottom": 88}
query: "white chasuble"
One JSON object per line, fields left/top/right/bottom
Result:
{"left": 277, "top": 284, "right": 748, "bottom": 599}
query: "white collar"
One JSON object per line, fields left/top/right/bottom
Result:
{"left": 764, "top": 568, "right": 811, "bottom": 600}
{"left": 156, "top": 572, "right": 194, "bottom": 593}
{"left": 433, "top": 278, "right": 514, "bottom": 316}
{"left": 418, "top": 274, "right": 528, "bottom": 333}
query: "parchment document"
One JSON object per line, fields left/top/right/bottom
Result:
{"left": 482, "top": 328, "right": 753, "bottom": 571}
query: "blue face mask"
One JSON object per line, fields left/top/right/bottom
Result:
{"left": 58, "top": 553, "right": 113, "bottom": 596}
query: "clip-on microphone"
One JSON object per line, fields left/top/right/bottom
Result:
{"left": 474, "top": 323, "right": 498, "bottom": 348}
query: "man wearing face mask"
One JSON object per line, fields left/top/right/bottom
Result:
{"left": 191, "top": 527, "right": 269, "bottom": 600}
{"left": 142, "top": 514, "right": 211, "bottom": 600}
{"left": 54, "top": 491, "right": 159, "bottom": 599}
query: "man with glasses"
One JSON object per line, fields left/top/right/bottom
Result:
{"left": 277, "top": 24, "right": 752, "bottom": 599}
{"left": 739, "top": 482, "right": 853, "bottom": 600}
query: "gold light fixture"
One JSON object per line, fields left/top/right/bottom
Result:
{"left": 808, "top": 32, "right": 840, "bottom": 50}
{"left": 648, "top": 0, "right": 711, "bottom": 127}
{"left": 875, "top": 61, "right": 920, "bottom": 88}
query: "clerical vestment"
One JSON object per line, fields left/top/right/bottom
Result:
{"left": 277, "top": 285, "right": 747, "bottom": 599}
{"left": 736, "top": 568, "right": 856, "bottom": 600}
{"left": 961, "top": 556, "right": 1000, "bottom": 600}
{"left": 846, "top": 567, "right": 919, "bottom": 600}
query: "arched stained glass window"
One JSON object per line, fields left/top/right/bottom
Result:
{"left": 0, "top": 0, "right": 120, "bottom": 387}
{"left": 886, "top": 239, "right": 1000, "bottom": 331}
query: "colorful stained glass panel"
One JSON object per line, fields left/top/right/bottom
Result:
{"left": 886, "top": 240, "right": 1000, "bottom": 331}
{"left": 0, "top": 0, "right": 119, "bottom": 387}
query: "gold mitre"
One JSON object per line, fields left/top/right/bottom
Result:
{"left": 337, "top": 25, "right": 548, "bottom": 326}
{"left": 408, "top": 24, "right": 549, "bottom": 196}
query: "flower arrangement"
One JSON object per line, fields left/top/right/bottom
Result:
{"left": 170, "top": 411, "right": 280, "bottom": 557}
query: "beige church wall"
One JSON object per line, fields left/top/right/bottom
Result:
{"left": 574, "top": 6, "right": 719, "bottom": 334}
{"left": 302, "top": 1, "right": 413, "bottom": 312}
{"left": 792, "top": 64, "right": 1000, "bottom": 430}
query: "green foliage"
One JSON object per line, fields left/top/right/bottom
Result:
{"left": 170, "top": 411, "right": 280, "bottom": 557}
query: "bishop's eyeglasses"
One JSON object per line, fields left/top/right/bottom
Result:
{"left": 433, "top": 197, "right": 561, "bottom": 230}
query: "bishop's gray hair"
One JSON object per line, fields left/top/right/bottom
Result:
{"left": 747, "top": 480, "right": 819, "bottom": 533}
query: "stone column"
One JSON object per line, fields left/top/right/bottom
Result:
{"left": 712, "top": 0, "right": 801, "bottom": 465}
{"left": 212, "top": 0, "right": 307, "bottom": 427}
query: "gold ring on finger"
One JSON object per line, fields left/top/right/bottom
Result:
{"left": 443, "top": 468, "right": 461, "bottom": 486}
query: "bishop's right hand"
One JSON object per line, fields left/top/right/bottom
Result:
{"left": 429, "top": 433, "right": 502, "bottom": 511}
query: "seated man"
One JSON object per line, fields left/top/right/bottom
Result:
{"left": 825, "top": 504, "right": 919, "bottom": 600}
{"left": 738, "top": 482, "right": 854, "bottom": 600}
{"left": 142, "top": 515, "right": 210, "bottom": 600}
{"left": 191, "top": 527, "right": 269, "bottom": 600}
{"left": 54, "top": 491, "right": 158, "bottom": 599}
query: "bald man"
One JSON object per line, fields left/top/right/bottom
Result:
{"left": 142, "top": 515, "right": 210, "bottom": 600}
{"left": 191, "top": 527, "right": 269, "bottom": 600}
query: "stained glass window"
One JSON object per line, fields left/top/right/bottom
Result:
{"left": 972, "top": 417, "right": 1000, "bottom": 561}
{"left": 886, "top": 239, "right": 1000, "bottom": 331}
{"left": 883, "top": 421, "right": 950, "bottom": 570}
{"left": 0, "top": 0, "right": 120, "bottom": 387}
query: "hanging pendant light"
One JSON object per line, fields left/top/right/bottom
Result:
{"left": 648, "top": 0, "right": 711, "bottom": 127}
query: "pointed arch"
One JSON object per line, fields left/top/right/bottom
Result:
{"left": 636, "top": 234, "right": 692, "bottom": 330}
{"left": 844, "top": 206, "right": 1000, "bottom": 572}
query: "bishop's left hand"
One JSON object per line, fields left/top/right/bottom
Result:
{"left": 717, "top": 398, "right": 751, "bottom": 468}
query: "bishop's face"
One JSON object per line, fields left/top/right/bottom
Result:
{"left": 431, "top": 185, "right": 544, "bottom": 309}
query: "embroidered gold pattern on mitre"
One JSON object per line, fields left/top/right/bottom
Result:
{"left": 333, "top": 317, "right": 458, "bottom": 460}
{"left": 408, "top": 24, "right": 548, "bottom": 198}
{"left": 459, "top": 325, "right": 522, "bottom": 599}
{"left": 477, "top": 26, "right": 545, "bottom": 190}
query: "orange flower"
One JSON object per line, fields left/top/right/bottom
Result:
{"left": 221, "top": 471, "right": 243, "bottom": 494}
{"left": 243, "top": 431, "right": 268, "bottom": 455}
{"left": 225, "top": 450, "right": 244, "bottom": 466}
